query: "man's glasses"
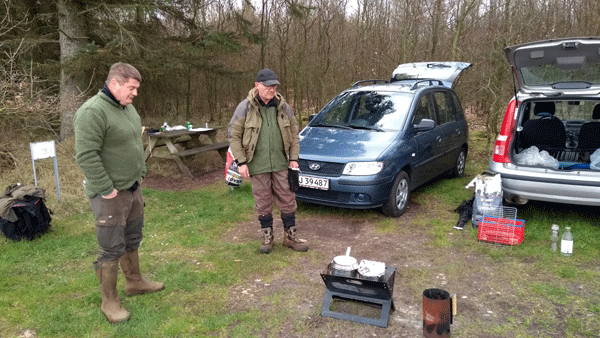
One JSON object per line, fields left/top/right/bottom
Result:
{"left": 260, "top": 83, "right": 278, "bottom": 90}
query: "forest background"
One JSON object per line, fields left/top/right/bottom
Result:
{"left": 1, "top": 0, "right": 600, "bottom": 158}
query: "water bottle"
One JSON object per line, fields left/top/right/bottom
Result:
{"left": 550, "top": 224, "right": 559, "bottom": 252}
{"left": 560, "top": 226, "right": 573, "bottom": 257}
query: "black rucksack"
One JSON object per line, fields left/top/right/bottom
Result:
{"left": 0, "top": 197, "right": 52, "bottom": 241}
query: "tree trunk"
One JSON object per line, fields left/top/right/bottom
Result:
{"left": 58, "top": 0, "right": 88, "bottom": 141}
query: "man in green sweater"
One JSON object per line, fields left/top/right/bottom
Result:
{"left": 74, "top": 62, "right": 164, "bottom": 324}
{"left": 229, "top": 68, "right": 308, "bottom": 254}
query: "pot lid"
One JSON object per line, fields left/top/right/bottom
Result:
{"left": 358, "top": 260, "right": 386, "bottom": 277}
{"left": 333, "top": 255, "right": 357, "bottom": 267}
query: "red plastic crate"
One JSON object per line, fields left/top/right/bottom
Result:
{"left": 478, "top": 216, "right": 525, "bottom": 245}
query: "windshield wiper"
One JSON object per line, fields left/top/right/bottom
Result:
{"left": 311, "top": 123, "right": 353, "bottom": 130}
{"left": 348, "top": 124, "right": 384, "bottom": 132}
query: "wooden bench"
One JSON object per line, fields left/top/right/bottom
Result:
{"left": 175, "top": 142, "right": 229, "bottom": 157}
{"left": 144, "top": 128, "right": 228, "bottom": 178}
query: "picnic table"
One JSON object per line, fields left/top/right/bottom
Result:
{"left": 144, "top": 127, "right": 228, "bottom": 178}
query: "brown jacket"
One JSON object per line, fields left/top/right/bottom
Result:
{"left": 228, "top": 88, "right": 299, "bottom": 165}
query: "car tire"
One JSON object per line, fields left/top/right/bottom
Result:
{"left": 382, "top": 171, "right": 410, "bottom": 217}
{"left": 452, "top": 148, "right": 467, "bottom": 178}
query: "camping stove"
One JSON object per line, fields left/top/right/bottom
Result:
{"left": 320, "top": 263, "right": 396, "bottom": 327}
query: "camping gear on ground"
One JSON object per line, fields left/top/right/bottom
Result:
{"left": 330, "top": 247, "right": 358, "bottom": 277}
{"left": 452, "top": 196, "right": 474, "bottom": 230}
{"left": 0, "top": 183, "right": 51, "bottom": 241}
{"left": 561, "top": 226, "right": 573, "bottom": 256}
{"left": 422, "top": 288, "right": 456, "bottom": 338}
{"left": 321, "top": 252, "right": 396, "bottom": 328}
{"left": 224, "top": 147, "right": 242, "bottom": 187}
{"left": 466, "top": 174, "right": 503, "bottom": 228}
{"left": 550, "top": 224, "right": 560, "bottom": 252}
{"left": 477, "top": 206, "right": 525, "bottom": 245}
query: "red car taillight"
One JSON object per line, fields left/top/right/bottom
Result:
{"left": 493, "top": 99, "right": 517, "bottom": 163}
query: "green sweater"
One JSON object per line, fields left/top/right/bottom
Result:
{"left": 247, "top": 105, "right": 289, "bottom": 175}
{"left": 74, "top": 90, "right": 147, "bottom": 198}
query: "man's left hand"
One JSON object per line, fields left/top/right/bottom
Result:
{"left": 289, "top": 161, "right": 299, "bottom": 169}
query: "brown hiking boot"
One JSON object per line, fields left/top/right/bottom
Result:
{"left": 260, "top": 227, "right": 274, "bottom": 254}
{"left": 119, "top": 250, "right": 165, "bottom": 296}
{"left": 283, "top": 226, "right": 309, "bottom": 252}
{"left": 94, "top": 260, "right": 130, "bottom": 324}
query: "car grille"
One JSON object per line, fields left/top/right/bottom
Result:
{"left": 298, "top": 159, "right": 345, "bottom": 177}
{"left": 297, "top": 188, "right": 351, "bottom": 202}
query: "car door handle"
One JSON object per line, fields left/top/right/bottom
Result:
{"left": 436, "top": 136, "right": 442, "bottom": 143}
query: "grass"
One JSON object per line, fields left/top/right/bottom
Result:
{"left": 1, "top": 130, "right": 600, "bottom": 337}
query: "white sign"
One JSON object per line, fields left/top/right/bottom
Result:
{"left": 30, "top": 140, "right": 61, "bottom": 201}
{"left": 31, "top": 141, "right": 56, "bottom": 160}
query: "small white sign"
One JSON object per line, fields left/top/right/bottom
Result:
{"left": 31, "top": 140, "right": 56, "bottom": 160}
{"left": 30, "top": 140, "right": 61, "bottom": 201}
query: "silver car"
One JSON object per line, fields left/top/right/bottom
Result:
{"left": 488, "top": 37, "right": 600, "bottom": 206}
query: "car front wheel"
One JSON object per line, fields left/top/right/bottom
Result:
{"left": 382, "top": 171, "right": 410, "bottom": 217}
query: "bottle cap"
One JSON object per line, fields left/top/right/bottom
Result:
{"left": 551, "top": 224, "right": 559, "bottom": 231}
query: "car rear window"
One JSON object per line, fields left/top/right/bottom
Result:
{"left": 520, "top": 63, "right": 600, "bottom": 87}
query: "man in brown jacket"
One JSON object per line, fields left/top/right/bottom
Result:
{"left": 228, "top": 68, "right": 308, "bottom": 254}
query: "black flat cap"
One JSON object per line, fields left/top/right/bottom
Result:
{"left": 256, "top": 68, "right": 280, "bottom": 86}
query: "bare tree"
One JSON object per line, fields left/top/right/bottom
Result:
{"left": 57, "top": 0, "right": 88, "bottom": 140}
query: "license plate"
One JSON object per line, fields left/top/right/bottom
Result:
{"left": 298, "top": 175, "right": 329, "bottom": 190}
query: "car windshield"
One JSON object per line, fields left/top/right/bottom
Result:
{"left": 310, "top": 91, "right": 412, "bottom": 132}
{"left": 519, "top": 63, "right": 600, "bottom": 87}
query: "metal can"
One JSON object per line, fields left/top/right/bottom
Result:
{"left": 186, "top": 122, "right": 191, "bottom": 129}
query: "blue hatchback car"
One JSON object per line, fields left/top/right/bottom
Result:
{"left": 296, "top": 62, "right": 471, "bottom": 216}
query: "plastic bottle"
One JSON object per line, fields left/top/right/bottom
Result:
{"left": 560, "top": 226, "right": 573, "bottom": 257}
{"left": 550, "top": 224, "right": 559, "bottom": 252}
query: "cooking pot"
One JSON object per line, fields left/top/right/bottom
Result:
{"left": 330, "top": 247, "right": 358, "bottom": 277}
{"left": 357, "top": 260, "right": 386, "bottom": 281}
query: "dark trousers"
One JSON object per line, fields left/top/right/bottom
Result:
{"left": 89, "top": 186, "right": 144, "bottom": 262}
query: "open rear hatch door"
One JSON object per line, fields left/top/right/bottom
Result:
{"left": 505, "top": 37, "right": 600, "bottom": 95}
{"left": 391, "top": 62, "right": 471, "bottom": 89}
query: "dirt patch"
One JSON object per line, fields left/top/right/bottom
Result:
{"left": 142, "top": 168, "right": 556, "bottom": 337}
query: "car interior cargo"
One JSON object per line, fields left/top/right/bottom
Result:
{"left": 514, "top": 99, "right": 600, "bottom": 170}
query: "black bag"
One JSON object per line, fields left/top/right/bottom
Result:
{"left": 0, "top": 197, "right": 52, "bottom": 241}
{"left": 288, "top": 167, "right": 300, "bottom": 192}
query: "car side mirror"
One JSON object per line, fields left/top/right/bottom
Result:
{"left": 308, "top": 114, "right": 317, "bottom": 122}
{"left": 414, "top": 118, "right": 436, "bottom": 132}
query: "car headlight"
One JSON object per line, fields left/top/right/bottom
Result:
{"left": 343, "top": 162, "right": 384, "bottom": 175}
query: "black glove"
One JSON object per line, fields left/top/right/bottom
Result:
{"left": 288, "top": 167, "right": 300, "bottom": 192}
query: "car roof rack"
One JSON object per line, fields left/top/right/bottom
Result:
{"left": 410, "top": 79, "right": 444, "bottom": 90}
{"left": 350, "top": 79, "right": 389, "bottom": 88}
